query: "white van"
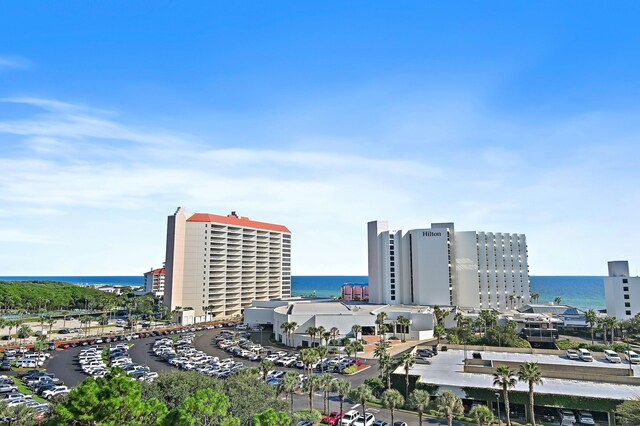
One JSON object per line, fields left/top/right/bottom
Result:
{"left": 340, "top": 410, "right": 360, "bottom": 426}
{"left": 625, "top": 350, "right": 640, "bottom": 364}
{"left": 578, "top": 348, "right": 593, "bottom": 362}
{"left": 604, "top": 349, "right": 622, "bottom": 363}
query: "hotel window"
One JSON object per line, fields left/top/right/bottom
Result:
{"left": 623, "top": 279, "right": 628, "bottom": 283}
{"left": 624, "top": 294, "right": 630, "bottom": 300}
{"left": 626, "top": 310, "right": 632, "bottom": 316}
{"left": 624, "top": 287, "right": 629, "bottom": 292}
{"left": 625, "top": 302, "right": 631, "bottom": 307}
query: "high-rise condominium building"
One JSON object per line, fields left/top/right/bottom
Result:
{"left": 368, "top": 221, "right": 530, "bottom": 309}
{"left": 164, "top": 208, "right": 291, "bottom": 318}
{"left": 604, "top": 260, "right": 640, "bottom": 320}
{"left": 143, "top": 267, "right": 165, "bottom": 297}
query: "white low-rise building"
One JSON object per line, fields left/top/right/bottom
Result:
{"left": 245, "top": 298, "right": 437, "bottom": 347}
{"left": 605, "top": 260, "right": 640, "bottom": 320}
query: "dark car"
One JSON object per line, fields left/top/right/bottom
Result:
{"left": 0, "top": 361, "right": 11, "bottom": 371}
{"left": 372, "top": 422, "right": 390, "bottom": 426}
{"left": 1, "top": 335, "right": 11, "bottom": 341}
{"left": 58, "top": 329, "right": 70, "bottom": 334}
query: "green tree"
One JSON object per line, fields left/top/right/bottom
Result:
{"left": 381, "top": 389, "right": 404, "bottom": 426}
{"left": 17, "top": 323, "right": 31, "bottom": 345}
{"left": 259, "top": 359, "right": 275, "bottom": 381}
{"left": 585, "top": 309, "right": 598, "bottom": 344}
{"left": 349, "top": 385, "right": 373, "bottom": 419}
{"left": 316, "top": 345, "right": 328, "bottom": 373}
{"left": 225, "top": 370, "right": 288, "bottom": 425}
{"left": 141, "top": 371, "right": 222, "bottom": 411}
{"left": 253, "top": 408, "right": 291, "bottom": 426}
{"left": 408, "top": 389, "right": 430, "bottom": 425}
{"left": 332, "top": 379, "right": 351, "bottom": 418}
{"left": 554, "top": 296, "right": 562, "bottom": 305}
{"left": 376, "top": 312, "right": 388, "bottom": 340}
{"left": 280, "top": 372, "right": 299, "bottom": 417}
{"left": 351, "top": 324, "right": 362, "bottom": 340}
{"left": 400, "top": 351, "right": 415, "bottom": 398}
{"left": 300, "top": 348, "right": 319, "bottom": 377}
{"left": 518, "top": 362, "right": 543, "bottom": 426}
{"left": 470, "top": 405, "right": 494, "bottom": 426}
{"left": 435, "top": 391, "right": 464, "bottom": 426}
{"left": 319, "top": 374, "right": 334, "bottom": 414}
{"left": 0, "top": 400, "right": 38, "bottom": 426}
{"left": 53, "top": 369, "right": 168, "bottom": 426}
{"left": 293, "top": 409, "right": 323, "bottom": 424}
{"left": 173, "top": 388, "right": 240, "bottom": 426}
{"left": 616, "top": 399, "right": 640, "bottom": 426}
{"left": 303, "top": 374, "right": 323, "bottom": 411}
{"left": 397, "top": 316, "right": 411, "bottom": 342}
{"left": 434, "top": 324, "right": 445, "bottom": 344}
{"left": 493, "top": 365, "right": 518, "bottom": 426}
{"left": 306, "top": 326, "right": 318, "bottom": 347}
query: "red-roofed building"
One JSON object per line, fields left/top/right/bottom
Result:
{"left": 143, "top": 267, "right": 166, "bottom": 297}
{"left": 164, "top": 208, "right": 291, "bottom": 319}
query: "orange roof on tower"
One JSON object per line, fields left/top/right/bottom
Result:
{"left": 187, "top": 212, "right": 290, "bottom": 233}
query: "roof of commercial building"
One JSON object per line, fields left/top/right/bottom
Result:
{"left": 187, "top": 212, "right": 290, "bottom": 233}
{"left": 519, "top": 304, "right": 583, "bottom": 316}
{"left": 403, "top": 349, "right": 640, "bottom": 400}
{"left": 144, "top": 268, "right": 165, "bottom": 275}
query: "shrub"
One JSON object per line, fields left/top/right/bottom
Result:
{"left": 342, "top": 366, "right": 358, "bottom": 375}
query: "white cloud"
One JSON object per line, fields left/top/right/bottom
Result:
{"left": 0, "top": 55, "right": 32, "bottom": 71}
{"left": 0, "top": 97, "right": 639, "bottom": 275}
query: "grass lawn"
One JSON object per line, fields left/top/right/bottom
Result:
{"left": 11, "top": 376, "right": 46, "bottom": 403}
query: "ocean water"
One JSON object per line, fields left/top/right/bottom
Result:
{"left": 0, "top": 275, "right": 606, "bottom": 310}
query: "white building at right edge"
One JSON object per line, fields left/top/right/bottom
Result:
{"left": 368, "top": 220, "right": 530, "bottom": 310}
{"left": 605, "top": 260, "right": 640, "bottom": 320}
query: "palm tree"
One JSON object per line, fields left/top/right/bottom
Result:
{"left": 518, "top": 362, "right": 543, "bottom": 426}
{"left": 6, "top": 320, "right": 18, "bottom": 343}
{"left": 46, "top": 318, "right": 56, "bottom": 336}
{"left": 381, "top": 389, "right": 404, "bottom": 425}
{"left": 280, "top": 371, "right": 299, "bottom": 416}
{"left": 397, "top": 316, "right": 410, "bottom": 342}
{"left": 303, "top": 374, "right": 323, "bottom": 410}
{"left": 379, "top": 352, "right": 394, "bottom": 389}
{"left": 349, "top": 385, "right": 373, "bottom": 419}
{"left": 316, "top": 326, "right": 327, "bottom": 345}
{"left": 98, "top": 314, "right": 108, "bottom": 334}
{"left": 344, "top": 341, "right": 354, "bottom": 363}
{"left": 376, "top": 312, "right": 388, "bottom": 338}
{"left": 598, "top": 317, "right": 608, "bottom": 344}
{"left": 321, "top": 331, "right": 332, "bottom": 347}
{"left": 607, "top": 317, "right": 619, "bottom": 345}
{"left": 400, "top": 351, "right": 415, "bottom": 398}
{"left": 259, "top": 359, "right": 274, "bottom": 382}
{"left": 374, "top": 341, "right": 391, "bottom": 384}
{"left": 332, "top": 378, "right": 351, "bottom": 418}
{"left": 554, "top": 296, "right": 562, "bottom": 305}
{"left": 300, "top": 348, "right": 319, "bottom": 377}
{"left": 351, "top": 324, "right": 362, "bottom": 340}
{"left": 529, "top": 292, "right": 540, "bottom": 303}
{"left": 470, "top": 405, "right": 494, "bottom": 426}
{"left": 585, "top": 309, "right": 598, "bottom": 344}
{"left": 17, "top": 324, "right": 32, "bottom": 345}
{"left": 320, "top": 374, "right": 334, "bottom": 414}
{"left": 287, "top": 321, "right": 298, "bottom": 346}
{"left": 306, "top": 326, "right": 318, "bottom": 347}
{"left": 408, "top": 389, "right": 430, "bottom": 425}
{"left": 436, "top": 391, "right": 464, "bottom": 426}
{"left": 316, "top": 346, "right": 328, "bottom": 373}
{"left": 329, "top": 326, "right": 339, "bottom": 350}
{"left": 493, "top": 365, "right": 518, "bottom": 426}
{"left": 351, "top": 340, "right": 364, "bottom": 364}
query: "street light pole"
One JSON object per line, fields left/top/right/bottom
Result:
{"left": 495, "top": 392, "right": 501, "bottom": 426}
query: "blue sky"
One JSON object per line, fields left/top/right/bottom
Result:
{"left": 1, "top": 2, "right": 640, "bottom": 275}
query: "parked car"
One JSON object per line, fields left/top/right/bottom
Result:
{"left": 578, "top": 411, "right": 595, "bottom": 425}
{"left": 340, "top": 410, "right": 360, "bottom": 426}
{"left": 604, "top": 350, "right": 622, "bottom": 363}
{"left": 353, "top": 413, "right": 375, "bottom": 426}
{"left": 565, "top": 349, "right": 580, "bottom": 360}
{"left": 558, "top": 409, "right": 576, "bottom": 423}
{"left": 322, "top": 411, "right": 344, "bottom": 425}
{"left": 578, "top": 348, "right": 593, "bottom": 362}
{"left": 625, "top": 350, "right": 640, "bottom": 364}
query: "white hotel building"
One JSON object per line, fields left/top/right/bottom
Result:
{"left": 605, "top": 260, "right": 640, "bottom": 320}
{"left": 368, "top": 221, "right": 530, "bottom": 309}
{"left": 164, "top": 208, "right": 291, "bottom": 318}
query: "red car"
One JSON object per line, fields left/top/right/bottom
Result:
{"left": 322, "top": 411, "right": 344, "bottom": 425}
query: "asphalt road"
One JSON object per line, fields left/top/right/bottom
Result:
{"left": 42, "top": 328, "right": 462, "bottom": 425}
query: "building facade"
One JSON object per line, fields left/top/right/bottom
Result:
{"left": 368, "top": 220, "right": 530, "bottom": 309}
{"left": 143, "top": 267, "right": 166, "bottom": 297}
{"left": 164, "top": 208, "right": 291, "bottom": 318}
{"left": 604, "top": 260, "right": 640, "bottom": 320}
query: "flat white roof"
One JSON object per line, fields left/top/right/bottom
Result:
{"left": 403, "top": 350, "right": 640, "bottom": 400}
